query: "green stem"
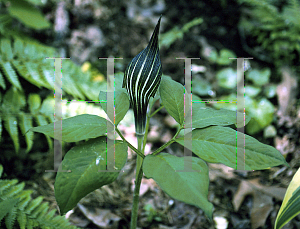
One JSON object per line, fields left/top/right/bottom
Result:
{"left": 130, "top": 134, "right": 144, "bottom": 229}
{"left": 135, "top": 135, "right": 144, "bottom": 180}
{"left": 152, "top": 126, "right": 183, "bottom": 156}
{"left": 130, "top": 165, "right": 143, "bottom": 229}
{"left": 116, "top": 128, "right": 145, "bottom": 159}
{"left": 150, "top": 105, "right": 164, "bottom": 117}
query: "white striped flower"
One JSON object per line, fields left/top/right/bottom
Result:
{"left": 123, "top": 16, "right": 162, "bottom": 135}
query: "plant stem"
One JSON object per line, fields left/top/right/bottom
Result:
{"left": 116, "top": 128, "right": 144, "bottom": 159}
{"left": 130, "top": 165, "right": 143, "bottom": 229}
{"left": 150, "top": 105, "right": 164, "bottom": 117}
{"left": 152, "top": 126, "right": 183, "bottom": 156}
{"left": 135, "top": 135, "right": 144, "bottom": 181}
{"left": 131, "top": 134, "right": 144, "bottom": 229}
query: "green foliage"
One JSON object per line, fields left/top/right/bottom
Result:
{"left": 159, "top": 75, "right": 185, "bottom": 125}
{"left": 207, "top": 49, "right": 237, "bottom": 65}
{"left": 0, "top": 87, "right": 53, "bottom": 153}
{"left": 160, "top": 17, "right": 203, "bottom": 49}
{"left": 99, "top": 88, "right": 130, "bottom": 125}
{"left": 143, "top": 153, "right": 213, "bottom": 220}
{"left": 0, "top": 164, "right": 78, "bottom": 229}
{"left": 30, "top": 114, "right": 110, "bottom": 142}
{"left": 30, "top": 76, "right": 288, "bottom": 223}
{"left": 213, "top": 63, "right": 276, "bottom": 134}
{"left": 192, "top": 105, "right": 251, "bottom": 129}
{"left": 54, "top": 137, "right": 128, "bottom": 214}
{"left": 7, "top": 0, "right": 51, "bottom": 29}
{"left": 0, "top": 34, "right": 106, "bottom": 153}
{"left": 238, "top": 0, "right": 300, "bottom": 67}
{"left": 175, "top": 126, "right": 288, "bottom": 170}
{"left": 275, "top": 168, "right": 300, "bottom": 229}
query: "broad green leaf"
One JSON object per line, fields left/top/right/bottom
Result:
{"left": 8, "top": 0, "right": 51, "bottom": 29}
{"left": 18, "top": 113, "right": 33, "bottom": 153}
{"left": 192, "top": 105, "right": 251, "bottom": 128}
{"left": 143, "top": 153, "right": 213, "bottom": 220}
{"left": 175, "top": 126, "right": 289, "bottom": 170}
{"left": 275, "top": 168, "right": 300, "bottom": 229}
{"left": 4, "top": 115, "right": 19, "bottom": 153}
{"left": 99, "top": 88, "right": 129, "bottom": 125}
{"left": 0, "top": 61, "right": 22, "bottom": 90}
{"left": 30, "top": 114, "right": 110, "bottom": 142}
{"left": 55, "top": 137, "right": 128, "bottom": 214}
{"left": 159, "top": 76, "right": 185, "bottom": 125}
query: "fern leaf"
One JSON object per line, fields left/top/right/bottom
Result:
{"left": 40, "top": 65, "right": 54, "bottom": 89}
{"left": 25, "top": 62, "right": 48, "bottom": 88}
{"left": 3, "top": 115, "right": 20, "bottom": 153}
{"left": 42, "top": 208, "right": 56, "bottom": 221}
{"left": 24, "top": 196, "right": 43, "bottom": 215}
{"left": 31, "top": 201, "right": 49, "bottom": 218}
{"left": 28, "top": 93, "right": 41, "bottom": 113}
{"left": 16, "top": 210, "right": 26, "bottom": 229}
{"left": 18, "top": 112, "right": 34, "bottom": 153}
{"left": 2, "top": 87, "right": 26, "bottom": 114}
{"left": 0, "top": 71, "right": 6, "bottom": 89}
{"left": 0, "top": 61, "right": 22, "bottom": 90}
{"left": 0, "top": 115, "right": 2, "bottom": 142}
{"left": 3, "top": 182, "right": 25, "bottom": 198}
{"left": 15, "top": 190, "right": 32, "bottom": 210}
{"left": 0, "top": 198, "right": 19, "bottom": 221}
{"left": 5, "top": 204, "right": 18, "bottom": 229}
{"left": 0, "top": 180, "right": 18, "bottom": 194}
{"left": 0, "top": 39, "right": 13, "bottom": 60}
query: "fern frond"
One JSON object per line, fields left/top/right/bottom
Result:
{"left": 0, "top": 115, "right": 2, "bottom": 142}
{"left": 3, "top": 115, "right": 20, "bottom": 153}
{"left": 5, "top": 205, "right": 18, "bottom": 229}
{"left": 0, "top": 61, "right": 22, "bottom": 90}
{"left": 0, "top": 71, "right": 6, "bottom": 89}
{"left": 0, "top": 165, "right": 79, "bottom": 229}
{"left": 0, "top": 198, "right": 19, "bottom": 221}
{"left": 16, "top": 210, "right": 27, "bottom": 229}
{"left": 18, "top": 112, "right": 33, "bottom": 153}
{"left": 0, "top": 180, "right": 19, "bottom": 193}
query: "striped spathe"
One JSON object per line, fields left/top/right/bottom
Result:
{"left": 123, "top": 16, "right": 162, "bottom": 135}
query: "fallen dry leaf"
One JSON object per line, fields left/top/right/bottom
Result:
{"left": 233, "top": 178, "right": 286, "bottom": 229}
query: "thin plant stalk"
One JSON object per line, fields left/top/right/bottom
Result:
{"left": 130, "top": 135, "right": 144, "bottom": 229}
